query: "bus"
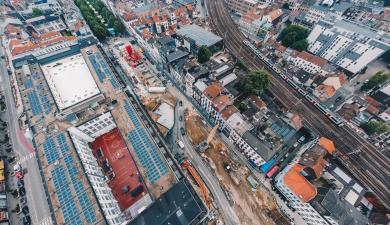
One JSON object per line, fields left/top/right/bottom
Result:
{"left": 266, "top": 165, "right": 280, "bottom": 178}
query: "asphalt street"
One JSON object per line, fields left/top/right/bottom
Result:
{"left": 0, "top": 47, "right": 52, "bottom": 225}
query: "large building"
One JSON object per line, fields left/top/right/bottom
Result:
{"left": 41, "top": 53, "right": 105, "bottom": 118}
{"left": 307, "top": 19, "right": 390, "bottom": 74}
{"left": 225, "top": 0, "right": 259, "bottom": 16}
{"left": 275, "top": 138, "right": 370, "bottom": 225}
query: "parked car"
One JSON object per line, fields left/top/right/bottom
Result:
{"left": 14, "top": 163, "right": 22, "bottom": 172}
{"left": 180, "top": 127, "right": 185, "bottom": 135}
{"left": 22, "top": 206, "right": 29, "bottom": 215}
{"left": 20, "top": 197, "right": 27, "bottom": 205}
{"left": 22, "top": 215, "right": 31, "bottom": 225}
{"left": 15, "top": 171, "right": 24, "bottom": 179}
{"left": 179, "top": 116, "right": 183, "bottom": 121}
{"left": 17, "top": 180, "right": 24, "bottom": 188}
{"left": 18, "top": 187, "right": 26, "bottom": 197}
{"left": 179, "top": 101, "right": 183, "bottom": 106}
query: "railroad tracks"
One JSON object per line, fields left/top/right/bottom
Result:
{"left": 206, "top": 0, "right": 390, "bottom": 208}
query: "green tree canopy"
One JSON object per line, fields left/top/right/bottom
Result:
{"left": 361, "top": 120, "right": 390, "bottom": 135}
{"left": 197, "top": 45, "right": 212, "bottom": 63}
{"left": 32, "top": 8, "right": 43, "bottom": 16}
{"left": 235, "top": 60, "right": 247, "bottom": 71}
{"left": 113, "top": 20, "right": 125, "bottom": 33}
{"left": 237, "top": 69, "right": 270, "bottom": 96}
{"left": 360, "top": 71, "right": 390, "bottom": 91}
{"left": 280, "top": 25, "right": 309, "bottom": 51}
{"left": 291, "top": 39, "right": 309, "bottom": 51}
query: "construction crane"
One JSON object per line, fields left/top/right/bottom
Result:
{"left": 196, "top": 124, "right": 218, "bottom": 152}
{"left": 181, "top": 160, "right": 211, "bottom": 208}
{"left": 207, "top": 124, "right": 219, "bottom": 145}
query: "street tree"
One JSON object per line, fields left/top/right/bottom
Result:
{"left": 237, "top": 69, "right": 270, "bottom": 96}
{"left": 197, "top": 45, "right": 212, "bottom": 63}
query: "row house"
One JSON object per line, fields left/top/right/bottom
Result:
{"left": 290, "top": 51, "right": 329, "bottom": 75}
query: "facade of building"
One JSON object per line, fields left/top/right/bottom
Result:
{"left": 291, "top": 51, "right": 328, "bottom": 75}
{"left": 307, "top": 19, "right": 390, "bottom": 74}
{"left": 225, "top": 0, "right": 259, "bottom": 16}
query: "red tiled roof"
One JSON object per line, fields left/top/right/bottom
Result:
{"left": 283, "top": 164, "right": 317, "bottom": 203}
{"left": 212, "top": 95, "right": 231, "bottom": 112}
{"left": 203, "top": 83, "right": 223, "bottom": 100}
{"left": 366, "top": 104, "right": 380, "bottom": 115}
{"left": 220, "top": 105, "right": 238, "bottom": 120}
{"left": 39, "top": 31, "right": 61, "bottom": 41}
{"left": 91, "top": 128, "right": 146, "bottom": 211}
{"left": 249, "top": 95, "right": 266, "bottom": 109}
{"left": 318, "top": 137, "right": 336, "bottom": 154}
{"left": 365, "top": 96, "right": 382, "bottom": 108}
{"left": 291, "top": 114, "right": 302, "bottom": 130}
{"left": 296, "top": 51, "right": 327, "bottom": 67}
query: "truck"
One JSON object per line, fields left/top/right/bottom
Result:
{"left": 177, "top": 140, "right": 185, "bottom": 149}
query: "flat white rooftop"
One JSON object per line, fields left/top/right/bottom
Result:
{"left": 41, "top": 53, "right": 100, "bottom": 110}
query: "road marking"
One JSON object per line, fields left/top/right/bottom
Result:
{"left": 16, "top": 152, "right": 36, "bottom": 165}
{"left": 36, "top": 217, "right": 53, "bottom": 225}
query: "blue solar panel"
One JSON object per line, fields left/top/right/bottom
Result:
{"left": 27, "top": 91, "right": 42, "bottom": 115}
{"left": 126, "top": 118, "right": 168, "bottom": 184}
{"left": 40, "top": 94, "right": 52, "bottom": 114}
{"left": 110, "top": 77, "right": 120, "bottom": 89}
{"left": 84, "top": 207, "right": 97, "bottom": 224}
{"left": 57, "top": 133, "right": 69, "bottom": 156}
{"left": 24, "top": 79, "right": 33, "bottom": 89}
{"left": 51, "top": 166, "right": 80, "bottom": 223}
{"left": 42, "top": 137, "right": 59, "bottom": 164}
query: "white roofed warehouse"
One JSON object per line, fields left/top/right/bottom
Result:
{"left": 41, "top": 53, "right": 104, "bottom": 119}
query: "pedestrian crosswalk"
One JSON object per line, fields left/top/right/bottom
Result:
{"left": 16, "top": 152, "right": 36, "bottom": 165}
{"left": 36, "top": 217, "right": 53, "bottom": 225}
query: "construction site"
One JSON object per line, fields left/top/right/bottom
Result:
{"left": 184, "top": 108, "right": 290, "bottom": 225}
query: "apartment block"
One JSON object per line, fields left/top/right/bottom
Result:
{"left": 225, "top": 0, "right": 259, "bottom": 16}
{"left": 307, "top": 19, "right": 390, "bottom": 74}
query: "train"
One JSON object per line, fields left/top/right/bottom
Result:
{"left": 243, "top": 40, "right": 344, "bottom": 127}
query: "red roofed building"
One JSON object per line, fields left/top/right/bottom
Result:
{"left": 283, "top": 164, "right": 317, "bottom": 203}
{"left": 318, "top": 137, "right": 336, "bottom": 154}
{"left": 292, "top": 51, "right": 328, "bottom": 74}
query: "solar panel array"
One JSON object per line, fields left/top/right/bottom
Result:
{"left": 24, "top": 79, "right": 33, "bottom": 89}
{"left": 88, "top": 52, "right": 120, "bottom": 89}
{"left": 27, "top": 91, "right": 43, "bottom": 115}
{"left": 124, "top": 101, "right": 168, "bottom": 184}
{"left": 24, "top": 75, "right": 54, "bottom": 116}
{"left": 48, "top": 133, "right": 97, "bottom": 224}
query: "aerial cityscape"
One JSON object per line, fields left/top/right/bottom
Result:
{"left": 0, "top": 0, "right": 389, "bottom": 224}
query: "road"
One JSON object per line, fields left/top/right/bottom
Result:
{"left": 0, "top": 47, "right": 52, "bottom": 225}
{"left": 168, "top": 84, "right": 241, "bottom": 225}
{"left": 206, "top": 0, "right": 390, "bottom": 208}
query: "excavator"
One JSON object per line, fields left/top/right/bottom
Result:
{"left": 195, "top": 124, "right": 218, "bottom": 152}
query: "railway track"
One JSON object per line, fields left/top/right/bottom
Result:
{"left": 206, "top": 0, "right": 390, "bottom": 208}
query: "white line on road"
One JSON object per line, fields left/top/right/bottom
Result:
{"left": 36, "top": 217, "right": 53, "bottom": 225}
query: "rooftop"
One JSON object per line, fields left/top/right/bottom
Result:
{"left": 242, "top": 131, "right": 274, "bottom": 161}
{"left": 176, "top": 24, "right": 222, "bottom": 47}
{"left": 296, "top": 51, "right": 328, "bottom": 67}
{"left": 283, "top": 164, "right": 317, "bottom": 203}
{"left": 41, "top": 53, "right": 100, "bottom": 110}
{"left": 129, "top": 179, "right": 206, "bottom": 225}
{"left": 318, "top": 137, "right": 336, "bottom": 154}
{"left": 203, "top": 83, "right": 223, "bottom": 100}
{"left": 91, "top": 128, "right": 146, "bottom": 211}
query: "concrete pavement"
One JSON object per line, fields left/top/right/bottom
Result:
{"left": 0, "top": 47, "right": 52, "bottom": 225}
